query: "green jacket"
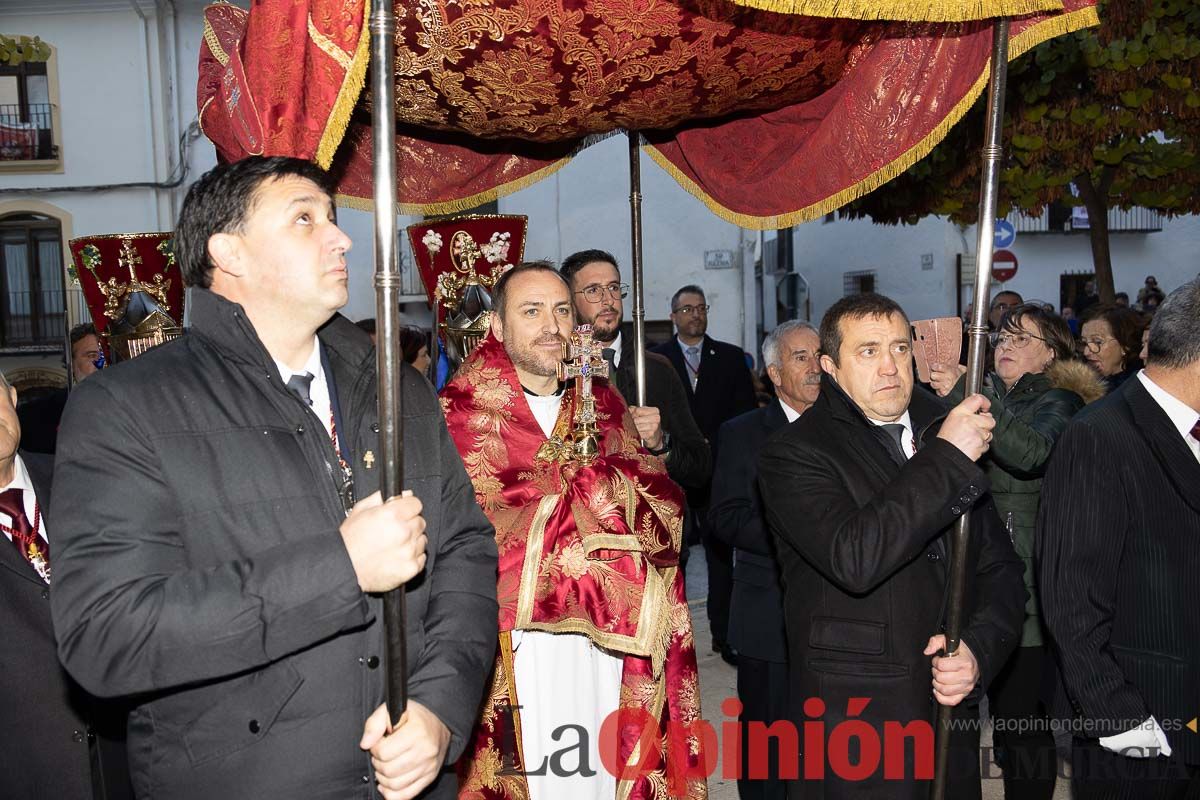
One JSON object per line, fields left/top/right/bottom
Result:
{"left": 947, "top": 359, "right": 1105, "bottom": 646}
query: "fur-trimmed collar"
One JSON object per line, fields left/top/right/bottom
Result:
{"left": 1044, "top": 359, "right": 1107, "bottom": 405}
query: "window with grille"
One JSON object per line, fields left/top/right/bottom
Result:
{"left": 0, "top": 213, "right": 66, "bottom": 348}
{"left": 0, "top": 53, "right": 57, "bottom": 163}
{"left": 843, "top": 270, "right": 876, "bottom": 296}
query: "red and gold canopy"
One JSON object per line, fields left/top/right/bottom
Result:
{"left": 198, "top": 0, "right": 1097, "bottom": 229}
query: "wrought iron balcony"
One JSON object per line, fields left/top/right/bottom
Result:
{"left": 0, "top": 102, "right": 57, "bottom": 161}
{"left": 1007, "top": 202, "right": 1162, "bottom": 235}
{"left": 1, "top": 288, "right": 69, "bottom": 350}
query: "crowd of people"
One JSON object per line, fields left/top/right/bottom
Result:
{"left": 3, "top": 156, "right": 1198, "bottom": 800}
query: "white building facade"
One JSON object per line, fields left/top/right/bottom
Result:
{"left": 785, "top": 207, "right": 1200, "bottom": 330}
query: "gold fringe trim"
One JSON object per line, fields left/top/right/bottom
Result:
{"left": 716, "top": 0, "right": 1061, "bottom": 22}
{"left": 643, "top": 5, "right": 1100, "bottom": 231}
{"left": 335, "top": 153, "right": 575, "bottom": 214}
{"left": 314, "top": 0, "right": 372, "bottom": 170}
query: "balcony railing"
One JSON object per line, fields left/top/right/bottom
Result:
{"left": 2, "top": 288, "right": 69, "bottom": 349}
{"left": 0, "top": 102, "right": 56, "bottom": 161}
{"left": 1007, "top": 202, "right": 1162, "bottom": 235}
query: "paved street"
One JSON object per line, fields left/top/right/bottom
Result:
{"left": 683, "top": 544, "right": 1071, "bottom": 800}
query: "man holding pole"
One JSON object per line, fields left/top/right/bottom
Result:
{"left": 560, "top": 248, "right": 710, "bottom": 491}
{"left": 442, "top": 263, "right": 705, "bottom": 800}
{"left": 50, "top": 157, "right": 499, "bottom": 800}
{"left": 758, "top": 293, "right": 1024, "bottom": 799}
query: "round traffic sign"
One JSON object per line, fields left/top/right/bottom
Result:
{"left": 994, "top": 219, "right": 1017, "bottom": 249}
{"left": 992, "top": 249, "right": 1018, "bottom": 282}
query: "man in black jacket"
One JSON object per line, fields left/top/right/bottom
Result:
{"left": 17, "top": 322, "right": 102, "bottom": 454}
{"left": 1039, "top": 277, "right": 1200, "bottom": 799}
{"left": 710, "top": 319, "right": 821, "bottom": 800}
{"left": 759, "top": 293, "right": 1024, "bottom": 800}
{"left": 653, "top": 284, "right": 757, "bottom": 660}
{"left": 559, "top": 249, "right": 710, "bottom": 491}
{"left": 50, "top": 157, "right": 499, "bottom": 800}
{"left": 0, "top": 372, "right": 130, "bottom": 799}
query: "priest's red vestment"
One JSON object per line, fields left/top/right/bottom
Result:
{"left": 441, "top": 333, "right": 706, "bottom": 800}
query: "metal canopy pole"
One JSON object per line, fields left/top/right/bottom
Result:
{"left": 627, "top": 130, "right": 647, "bottom": 406}
{"left": 369, "top": 0, "right": 408, "bottom": 724}
{"left": 931, "top": 17, "right": 1010, "bottom": 800}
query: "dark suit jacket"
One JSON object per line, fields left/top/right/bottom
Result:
{"left": 0, "top": 452, "right": 130, "bottom": 799}
{"left": 709, "top": 400, "right": 789, "bottom": 663}
{"left": 758, "top": 377, "right": 1025, "bottom": 799}
{"left": 652, "top": 334, "right": 757, "bottom": 445}
{"left": 1038, "top": 375, "right": 1200, "bottom": 765}
{"left": 17, "top": 389, "right": 68, "bottom": 454}
{"left": 610, "top": 334, "right": 710, "bottom": 490}
{"left": 50, "top": 291, "right": 497, "bottom": 799}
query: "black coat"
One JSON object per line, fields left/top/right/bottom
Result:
{"left": 758, "top": 377, "right": 1025, "bottom": 799}
{"left": 50, "top": 289, "right": 499, "bottom": 800}
{"left": 708, "top": 400, "right": 789, "bottom": 663}
{"left": 1038, "top": 375, "right": 1200, "bottom": 765}
{"left": 0, "top": 453, "right": 130, "bottom": 799}
{"left": 652, "top": 334, "right": 757, "bottom": 445}
{"left": 610, "top": 334, "right": 711, "bottom": 490}
{"left": 17, "top": 389, "right": 68, "bottom": 454}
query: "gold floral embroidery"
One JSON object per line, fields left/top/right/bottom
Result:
{"left": 557, "top": 540, "right": 589, "bottom": 580}
{"left": 466, "top": 39, "right": 562, "bottom": 113}
{"left": 390, "top": 0, "right": 867, "bottom": 142}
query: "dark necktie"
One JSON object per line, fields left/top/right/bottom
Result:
{"left": 1191, "top": 417, "right": 1200, "bottom": 443}
{"left": 287, "top": 372, "right": 315, "bottom": 406}
{"left": 602, "top": 348, "right": 616, "bottom": 375}
{"left": 879, "top": 423, "right": 910, "bottom": 461}
{"left": 0, "top": 488, "right": 48, "bottom": 583}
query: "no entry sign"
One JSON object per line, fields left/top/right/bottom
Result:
{"left": 992, "top": 249, "right": 1018, "bottom": 282}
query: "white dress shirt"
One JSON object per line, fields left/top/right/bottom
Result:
{"left": 868, "top": 411, "right": 916, "bottom": 458}
{"left": 1137, "top": 369, "right": 1200, "bottom": 464}
{"left": 780, "top": 397, "right": 803, "bottom": 424}
{"left": 274, "top": 336, "right": 333, "bottom": 440}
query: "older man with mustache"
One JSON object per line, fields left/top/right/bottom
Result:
{"left": 709, "top": 319, "right": 822, "bottom": 800}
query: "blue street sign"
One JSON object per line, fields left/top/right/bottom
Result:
{"left": 994, "top": 219, "right": 1016, "bottom": 249}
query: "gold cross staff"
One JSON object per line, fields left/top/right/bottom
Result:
{"left": 557, "top": 324, "right": 609, "bottom": 463}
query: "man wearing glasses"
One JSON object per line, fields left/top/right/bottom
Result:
{"left": 989, "top": 290, "right": 1024, "bottom": 331}
{"left": 654, "top": 284, "right": 757, "bottom": 663}
{"left": 559, "top": 250, "right": 710, "bottom": 491}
